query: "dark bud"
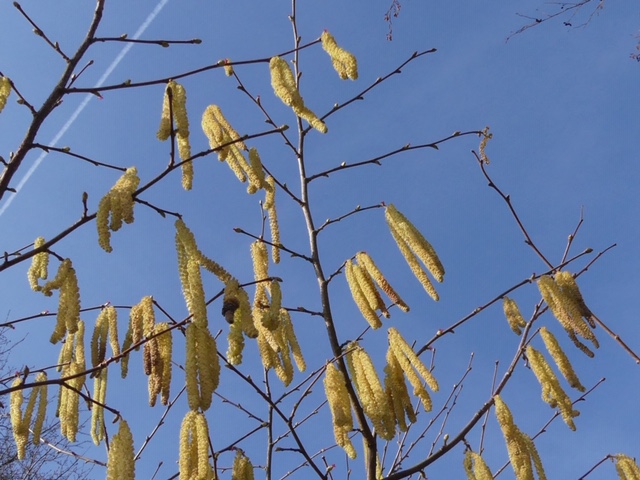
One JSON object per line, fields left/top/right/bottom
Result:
{"left": 222, "top": 298, "right": 240, "bottom": 324}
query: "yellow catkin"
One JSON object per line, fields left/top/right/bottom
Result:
{"left": 384, "top": 347, "right": 415, "bottom": 432}
{"left": 356, "top": 251, "right": 409, "bottom": 312}
{"left": 266, "top": 280, "right": 282, "bottom": 328}
{"left": 0, "top": 76, "right": 11, "bottom": 113}
{"left": 539, "top": 327, "right": 585, "bottom": 392}
{"left": 463, "top": 451, "right": 494, "bottom": 480}
{"left": 58, "top": 321, "right": 86, "bottom": 443}
{"left": 386, "top": 204, "right": 445, "bottom": 282}
{"left": 222, "top": 58, "right": 234, "bottom": 77}
{"left": 526, "top": 346, "right": 579, "bottom": 431}
{"left": 345, "top": 260, "right": 383, "bottom": 329}
{"left": 201, "top": 103, "right": 248, "bottom": 176}
{"left": 91, "top": 308, "right": 109, "bottom": 368}
{"left": 185, "top": 324, "right": 220, "bottom": 411}
{"left": 40, "top": 259, "right": 80, "bottom": 344}
{"left": 479, "top": 127, "right": 492, "bottom": 164}
{"left": 280, "top": 309, "right": 306, "bottom": 372}
{"left": 31, "top": 372, "right": 48, "bottom": 446}
{"left": 246, "top": 147, "right": 266, "bottom": 194}
{"left": 386, "top": 214, "right": 439, "bottom": 301}
{"left": 494, "top": 395, "right": 537, "bottom": 480}
{"left": 347, "top": 343, "right": 395, "bottom": 440}
{"left": 320, "top": 31, "right": 358, "bottom": 80}
{"left": 388, "top": 328, "right": 439, "bottom": 393}
{"left": 186, "top": 258, "right": 208, "bottom": 328}
{"left": 353, "top": 262, "right": 389, "bottom": 318}
{"left": 232, "top": 450, "right": 255, "bottom": 480}
{"left": 96, "top": 167, "right": 140, "bottom": 252}
{"left": 503, "top": 297, "right": 527, "bottom": 335}
{"left": 615, "top": 454, "right": 640, "bottom": 480}
{"left": 28, "top": 236, "right": 48, "bottom": 291}
{"left": 106, "top": 419, "right": 135, "bottom": 480}
{"left": 179, "top": 411, "right": 214, "bottom": 480}
{"left": 269, "top": 56, "right": 327, "bottom": 133}
{"left": 10, "top": 378, "right": 29, "bottom": 459}
{"left": 175, "top": 218, "right": 232, "bottom": 283}
{"left": 155, "top": 323, "right": 173, "bottom": 405}
{"left": 251, "top": 240, "right": 269, "bottom": 284}
{"left": 324, "top": 363, "right": 356, "bottom": 458}
{"left": 522, "top": 434, "right": 547, "bottom": 480}
{"left": 227, "top": 321, "right": 245, "bottom": 365}
{"left": 157, "top": 81, "right": 193, "bottom": 189}
{"left": 264, "top": 176, "right": 281, "bottom": 263}
{"left": 91, "top": 369, "right": 107, "bottom": 445}
{"left": 554, "top": 271, "right": 593, "bottom": 318}
{"left": 537, "top": 275, "right": 598, "bottom": 349}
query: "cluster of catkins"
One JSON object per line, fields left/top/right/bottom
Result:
{"left": 324, "top": 328, "right": 439, "bottom": 458}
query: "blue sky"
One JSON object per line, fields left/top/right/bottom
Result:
{"left": 0, "top": 1, "right": 638, "bottom": 479}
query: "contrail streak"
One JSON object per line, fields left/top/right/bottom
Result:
{"left": 0, "top": 0, "right": 170, "bottom": 216}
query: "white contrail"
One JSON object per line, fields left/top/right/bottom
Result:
{"left": 0, "top": 0, "right": 170, "bottom": 216}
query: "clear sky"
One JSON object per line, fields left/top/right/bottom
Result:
{"left": 0, "top": 1, "right": 638, "bottom": 479}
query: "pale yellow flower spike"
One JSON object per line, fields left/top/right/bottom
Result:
{"left": 28, "top": 236, "right": 48, "bottom": 291}
{"left": 185, "top": 324, "right": 200, "bottom": 410}
{"left": 0, "top": 76, "right": 11, "bottom": 113}
{"left": 90, "top": 369, "right": 107, "bottom": 445}
{"left": 194, "top": 414, "right": 214, "bottom": 479}
{"left": 494, "top": 395, "right": 538, "bottom": 480}
{"left": 537, "top": 275, "right": 598, "bottom": 348}
{"left": 91, "top": 308, "right": 109, "bottom": 368}
{"left": 386, "top": 204, "right": 445, "bottom": 282}
{"left": 347, "top": 343, "right": 395, "bottom": 440}
{"left": 186, "top": 258, "right": 208, "bottom": 328}
{"left": 232, "top": 450, "right": 255, "bottom": 480}
{"left": 31, "top": 373, "right": 48, "bottom": 446}
{"left": 251, "top": 240, "right": 269, "bottom": 284}
{"left": 521, "top": 434, "right": 547, "bottom": 480}
{"left": 269, "top": 56, "right": 328, "bottom": 133}
{"left": 265, "top": 176, "right": 281, "bottom": 263}
{"left": 227, "top": 321, "right": 245, "bottom": 365}
{"left": 353, "top": 262, "right": 389, "bottom": 318}
{"left": 345, "top": 260, "right": 383, "bottom": 329}
{"left": 96, "top": 167, "right": 140, "bottom": 252}
{"left": 280, "top": 309, "right": 306, "bottom": 372}
{"left": 247, "top": 147, "right": 266, "bottom": 194}
{"left": 148, "top": 322, "right": 172, "bottom": 406}
{"left": 179, "top": 411, "right": 196, "bottom": 480}
{"left": 107, "top": 419, "right": 135, "bottom": 480}
{"left": 10, "top": 378, "right": 29, "bottom": 459}
{"left": 615, "top": 454, "right": 640, "bottom": 480}
{"left": 386, "top": 215, "right": 439, "bottom": 301}
{"left": 464, "top": 451, "right": 494, "bottom": 480}
{"left": 200, "top": 326, "right": 221, "bottom": 410}
{"left": 321, "top": 31, "right": 358, "bottom": 80}
{"left": 324, "top": 363, "right": 356, "bottom": 458}
{"left": 503, "top": 297, "right": 527, "bottom": 335}
{"left": 185, "top": 324, "right": 220, "bottom": 411}
{"left": 384, "top": 347, "right": 415, "bottom": 432}
{"left": 157, "top": 81, "right": 194, "bottom": 190}
{"left": 389, "top": 328, "right": 439, "bottom": 392}
{"left": 222, "top": 58, "right": 234, "bottom": 77}
{"left": 40, "top": 259, "right": 80, "bottom": 344}
{"left": 526, "top": 346, "right": 580, "bottom": 431}
{"left": 201, "top": 104, "right": 247, "bottom": 157}
{"left": 175, "top": 218, "right": 232, "bottom": 283}
{"left": 157, "top": 82, "right": 173, "bottom": 141}
{"left": 356, "top": 251, "right": 409, "bottom": 312}
{"left": 555, "top": 271, "right": 593, "bottom": 319}
{"left": 539, "top": 327, "right": 585, "bottom": 392}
